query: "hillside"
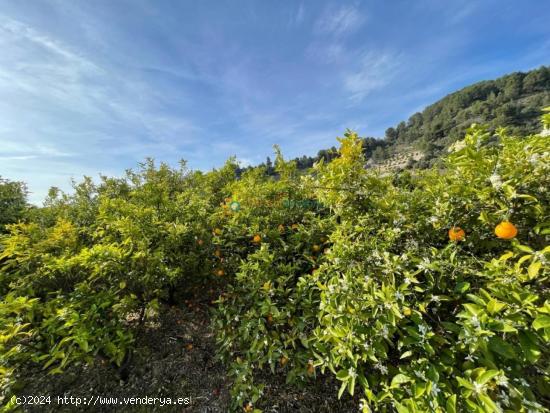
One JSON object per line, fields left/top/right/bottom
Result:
{"left": 381, "top": 65, "right": 550, "bottom": 168}
{"left": 250, "top": 65, "right": 550, "bottom": 174}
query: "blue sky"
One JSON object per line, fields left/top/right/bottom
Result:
{"left": 0, "top": 0, "right": 549, "bottom": 204}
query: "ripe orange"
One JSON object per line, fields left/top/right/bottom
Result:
{"left": 280, "top": 356, "right": 289, "bottom": 366}
{"left": 495, "top": 221, "right": 518, "bottom": 239}
{"left": 267, "top": 314, "right": 273, "bottom": 324}
{"left": 214, "top": 249, "right": 222, "bottom": 258}
{"left": 252, "top": 234, "right": 261, "bottom": 243}
{"left": 216, "top": 269, "right": 225, "bottom": 276}
{"left": 448, "top": 226, "right": 465, "bottom": 242}
{"left": 186, "top": 343, "right": 193, "bottom": 351}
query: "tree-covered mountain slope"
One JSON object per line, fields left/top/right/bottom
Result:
{"left": 251, "top": 65, "right": 550, "bottom": 175}
{"left": 381, "top": 65, "right": 550, "bottom": 168}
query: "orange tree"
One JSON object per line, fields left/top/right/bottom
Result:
{"left": 308, "top": 125, "right": 549, "bottom": 412}
{"left": 0, "top": 159, "right": 225, "bottom": 406}
{"left": 214, "top": 124, "right": 549, "bottom": 412}
{"left": 212, "top": 148, "right": 334, "bottom": 411}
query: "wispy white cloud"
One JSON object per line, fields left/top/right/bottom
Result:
{"left": 0, "top": 16, "right": 100, "bottom": 71}
{"left": 315, "top": 4, "right": 365, "bottom": 37}
{"left": 289, "top": 2, "right": 305, "bottom": 27}
{"left": 343, "top": 51, "right": 402, "bottom": 102}
{"left": 0, "top": 155, "right": 38, "bottom": 161}
{"left": 296, "top": 3, "right": 305, "bottom": 24}
{"left": 307, "top": 41, "right": 346, "bottom": 63}
{"left": 0, "top": 13, "right": 204, "bottom": 203}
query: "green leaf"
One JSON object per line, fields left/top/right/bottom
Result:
{"left": 446, "top": 394, "right": 457, "bottom": 413}
{"left": 463, "top": 303, "right": 483, "bottom": 315}
{"left": 336, "top": 369, "right": 349, "bottom": 381}
{"left": 391, "top": 373, "right": 411, "bottom": 388}
{"left": 516, "top": 244, "right": 534, "bottom": 253}
{"left": 478, "top": 393, "right": 500, "bottom": 413}
{"left": 393, "top": 401, "right": 410, "bottom": 413}
{"left": 414, "top": 381, "right": 427, "bottom": 398}
{"left": 527, "top": 261, "right": 541, "bottom": 279}
{"left": 348, "top": 374, "right": 356, "bottom": 396}
{"left": 518, "top": 331, "right": 541, "bottom": 363}
{"left": 338, "top": 379, "right": 348, "bottom": 399}
{"left": 489, "top": 337, "right": 515, "bottom": 359}
{"left": 533, "top": 315, "right": 550, "bottom": 330}
{"left": 454, "top": 282, "right": 470, "bottom": 294}
{"left": 456, "top": 377, "right": 475, "bottom": 390}
{"left": 486, "top": 299, "right": 505, "bottom": 315}
{"left": 477, "top": 370, "right": 499, "bottom": 385}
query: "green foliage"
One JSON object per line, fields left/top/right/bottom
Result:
{"left": 0, "top": 159, "right": 225, "bottom": 405}
{"left": 1, "top": 115, "right": 549, "bottom": 412}
{"left": 214, "top": 125, "right": 549, "bottom": 411}
{"left": 0, "top": 177, "right": 28, "bottom": 233}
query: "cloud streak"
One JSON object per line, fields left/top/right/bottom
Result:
{"left": 343, "top": 51, "right": 402, "bottom": 102}
{"left": 315, "top": 4, "right": 365, "bottom": 37}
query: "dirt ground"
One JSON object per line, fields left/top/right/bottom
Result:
{"left": 16, "top": 296, "right": 360, "bottom": 413}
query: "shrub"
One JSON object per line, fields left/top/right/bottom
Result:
{"left": 0, "top": 159, "right": 225, "bottom": 405}
{"left": 215, "top": 126, "right": 549, "bottom": 412}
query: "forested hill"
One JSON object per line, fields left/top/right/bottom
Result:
{"left": 251, "top": 65, "right": 550, "bottom": 174}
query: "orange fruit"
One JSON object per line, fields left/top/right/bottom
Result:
{"left": 312, "top": 244, "right": 320, "bottom": 252}
{"left": 186, "top": 343, "right": 193, "bottom": 351}
{"left": 267, "top": 314, "right": 273, "bottom": 324}
{"left": 243, "top": 403, "right": 253, "bottom": 413}
{"left": 197, "top": 239, "right": 204, "bottom": 246}
{"left": 278, "top": 224, "right": 285, "bottom": 232}
{"left": 448, "top": 226, "right": 465, "bottom": 242}
{"left": 306, "top": 361, "right": 314, "bottom": 375}
{"left": 291, "top": 224, "right": 299, "bottom": 230}
{"left": 214, "top": 249, "right": 222, "bottom": 258}
{"left": 216, "top": 269, "right": 225, "bottom": 276}
{"left": 253, "top": 234, "right": 261, "bottom": 243}
{"left": 280, "top": 356, "right": 289, "bottom": 366}
{"left": 495, "top": 221, "right": 518, "bottom": 239}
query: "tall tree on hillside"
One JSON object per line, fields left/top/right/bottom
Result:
{"left": 0, "top": 177, "right": 28, "bottom": 233}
